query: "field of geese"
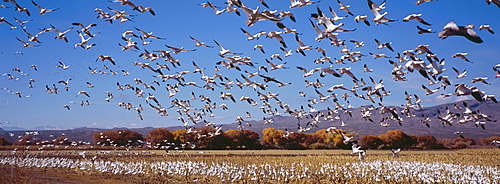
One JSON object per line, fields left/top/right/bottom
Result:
{"left": 1, "top": 149, "right": 500, "bottom": 183}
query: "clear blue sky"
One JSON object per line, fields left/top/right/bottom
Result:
{"left": 0, "top": 0, "right": 499, "bottom": 130}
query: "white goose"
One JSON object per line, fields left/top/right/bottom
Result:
{"left": 439, "top": 21, "right": 483, "bottom": 43}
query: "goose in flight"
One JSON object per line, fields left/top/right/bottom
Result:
{"left": 354, "top": 15, "right": 370, "bottom": 26}
{"left": 390, "top": 148, "right": 401, "bottom": 157}
{"left": 417, "top": 26, "right": 435, "bottom": 34}
{"left": 77, "top": 91, "right": 90, "bottom": 98}
{"left": 50, "top": 24, "right": 72, "bottom": 43}
{"left": 31, "top": 0, "right": 59, "bottom": 15}
{"left": 56, "top": 61, "right": 70, "bottom": 70}
{"left": 189, "top": 36, "right": 213, "bottom": 48}
{"left": 403, "top": 14, "right": 431, "bottom": 25}
{"left": 266, "top": 31, "right": 287, "bottom": 48}
{"left": 351, "top": 143, "right": 366, "bottom": 161}
{"left": 452, "top": 67, "right": 467, "bottom": 78}
{"left": 165, "top": 44, "right": 196, "bottom": 54}
{"left": 374, "top": 38, "right": 394, "bottom": 52}
{"left": 479, "top": 25, "right": 494, "bottom": 34}
{"left": 337, "top": 0, "right": 354, "bottom": 16}
{"left": 368, "top": 0, "right": 396, "bottom": 24}
{"left": 439, "top": 21, "right": 483, "bottom": 43}
{"left": 72, "top": 22, "right": 97, "bottom": 37}
{"left": 96, "top": 55, "right": 116, "bottom": 65}
{"left": 416, "top": 0, "right": 438, "bottom": 5}
{"left": 471, "top": 77, "right": 490, "bottom": 85}
{"left": 135, "top": 27, "right": 165, "bottom": 40}
{"left": 214, "top": 39, "right": 243, "bottom": 56}
{"left": 486, "top": 0, "right": 500, "bottom": 8}
{"left": 422, "top": 85, "right": 439, "bottom": 95}
{"left": 452, "top": 53, "right": 472, "bottom": 63}
{"left": 16, "top": 37, "right": 39, "bottom": 47}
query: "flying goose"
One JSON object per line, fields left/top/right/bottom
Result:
{"left": 31, "top": 0, "right": 59, "bottom": 15}
{"left": 439, "top": 21, "right": 483, "bottom": 43}
{"left": 479, "top": 25, "right": 494, "bottom": 34}
{"left": 452, "top": 53, "right": 472, "bottom": 63}
{"left": 189, "top": 36, "right": 213, "bottom": 48}
{"left": 403, "top": 14, "right": 431, "bottom": 25}
{"left": 15, "top": 37, "right": 39, "bottom": 47}
{"left": 416, "top": 0, "right": 438, "bottom": 5}
{"left": 374, "top": 38, "right": 394, "bottom": 52}
{"left": 416, "top": 26, "right": 435, "bottom": 34}
{"left": 337, "top": 0, "right": 354, "bottom": 16}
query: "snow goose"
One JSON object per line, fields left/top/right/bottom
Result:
{"left": 16, "top": 37, "right": 39, "bottom": 47}
{"left": 72, "top": 22, "right": 97, "bottom": 37}
{"left": 374, "top": 38, "right": 394, "bottom": 52}
{"left": 486, "top": 0, "right": 500, "bottom": 8}
{"left": 189, "top": 36, "right": 213, "bottom": 48}
{"left": 422, "top": 85, "right": 439, "bottom": 95}
{"left": 416, "top": 0, "right": 438, "bottom": 5}
{"left": 452, "top": 52, "right": 471, "bottom": 63}
{"left": 294, "top": 35, "right": 313, "bottom": 56}
{"left": 403, "top": 14, "right": 431, "bottom": 25}
{"left": 50, "top": 24, "right": 72, "bottom": 42}
{"left": 439, "top": 21, "right": 483, "bottom": 43}
{"left": 416, "top": 26, "right": 435, "bottom": 34}
{"left": 214, "top": 39, "right": 243, "bottom": 56}
{"left": 471, "top": 77, "right": 489, "bottom": 85}
{"left": 479, "top": 25, "right": 494, "bottom": 34}
{"left": 337, "top": 0, "right": 354, "bottom": 16}
{"left": 354, "top": 15, "right": 370, "bottom": 26}
{"left": 390, "top": 148, "right": 401, "bottom": 157}
{"left": 452, "top": 67, "right": 467, "bottom": 78}
{"left": 135, "top": 27, "right": 165, "bottom": 40}
{"left": 31, "top": 0, "right": 59, "bottom": 15}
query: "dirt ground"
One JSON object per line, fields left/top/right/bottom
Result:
{"left": 0, "top": 166, "right": 129, "bottom": 184}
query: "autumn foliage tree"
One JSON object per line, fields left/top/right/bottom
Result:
{"left": 224, "top": 129, "right": 261, "bottom": 149}
{"left": 0, "top": 137, "right": 11, "bottom": 146}
{"left": 92, "top": 129, "right": 143, "bottom": 147}
{"left": 378, "top": 129, "right": 417, "bottom": 149}
{"left": 145, "top": 128, "right": 174, "bottom": 149}
{"left": 261, "top": 128, "right": 287, "bottom": 149}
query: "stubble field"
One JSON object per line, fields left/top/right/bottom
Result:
{"left": 1, "top": 148, "right": 499, "bottom": 183}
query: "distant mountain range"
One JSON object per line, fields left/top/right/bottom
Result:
{"left": 1, "top": 99, "right": 499, "bottom": 143}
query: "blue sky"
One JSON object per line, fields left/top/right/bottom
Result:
{"left": 1, "top": 0, "right": 499, "bottom": 130}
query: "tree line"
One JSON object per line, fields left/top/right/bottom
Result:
{"left": 1, "top": 128, "right": 499, "bottom": 150}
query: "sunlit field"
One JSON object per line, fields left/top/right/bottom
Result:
{"left": 1, "top": 148, "right": 499, "bottom": 183}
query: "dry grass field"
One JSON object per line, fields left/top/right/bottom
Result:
{"left": 1, "top": 148, "right": 499, "bottom": 183}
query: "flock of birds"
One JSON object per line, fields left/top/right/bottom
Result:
{"left": 1, "top": 0, "right": 500, "bottom": 149}
{"left": 1, "top": 153, "right": 499, "bottom": 182}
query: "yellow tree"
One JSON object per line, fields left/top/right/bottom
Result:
{"left": 262, "top": 128, "right": 287, "bottom": 149}
{"left": 378, "top": 129, "right": 416, "bottom": 149}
